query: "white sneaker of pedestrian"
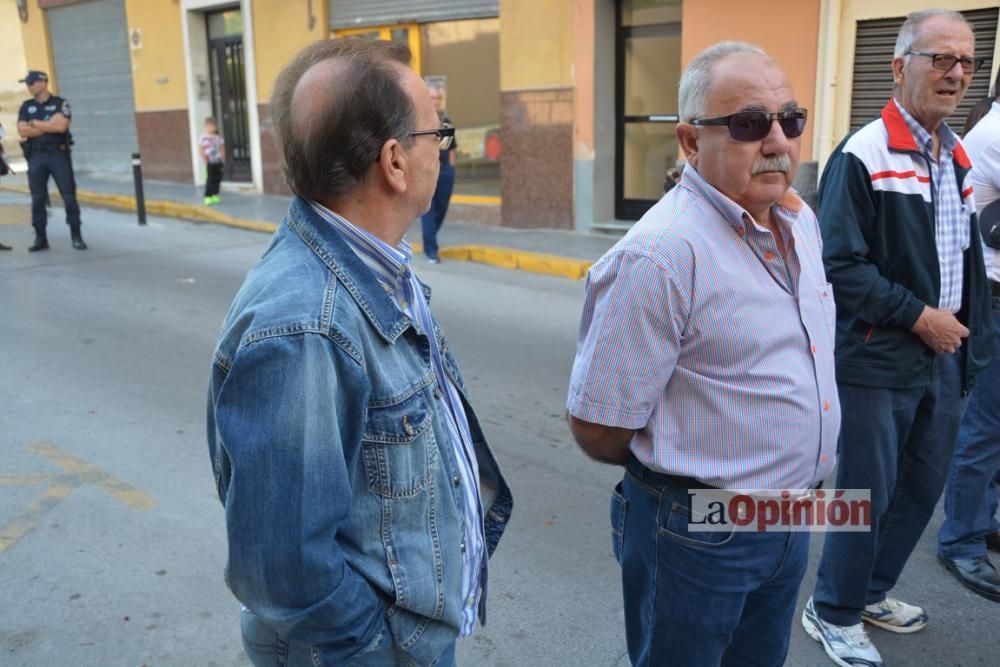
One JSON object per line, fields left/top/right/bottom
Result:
{"left": 862, "top": 597, "right": 928, "bottom": 633}
{"left": 802, "top": 597, "right": 885, "bottom": 667}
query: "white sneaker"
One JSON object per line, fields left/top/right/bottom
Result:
{"left": 802, "top": 597, "right": 884, "bottom": 667}
{"left": 862, "top": 597, "right": 928, "bottom": 633}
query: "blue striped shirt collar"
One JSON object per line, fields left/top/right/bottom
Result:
{"left": 681, "top": 162, "right": 804, "bottom": 234}
{"left": 892, "top": 97, "right": 957, "bottom": 155}
{"left": 308, "top": 200, "right": 413, "bottom": 292}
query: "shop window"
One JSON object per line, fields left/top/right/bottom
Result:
{"left": 333, "top": 24, "right": 422, "bottom": 73}
{"left": 420, "top": 18, "right": 500, "bottom": 197}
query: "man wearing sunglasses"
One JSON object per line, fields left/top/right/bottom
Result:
{"left": 802, "top": 10, "right": 994, "bottom": 667}
{"left": 206, "top": 38, "right": 511, "bottom": 666}
{"left": 568, "top": 42, "right": 838, "bottom": 666}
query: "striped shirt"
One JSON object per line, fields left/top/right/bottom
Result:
{"left": 894, "top": 99, "right": 968, "bottom": 312}
{"left": 309, "top": 201, "right": 486, "bottom": 637}
{"left": 567, "top": 166, "right": 840, "bottom": 491}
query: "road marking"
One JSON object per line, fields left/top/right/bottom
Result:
{"left": 0, "top": 441, "right": 156, "bottom": 554}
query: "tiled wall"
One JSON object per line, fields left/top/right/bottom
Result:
{"left": 499, "top": 88, "right": 573, "bottom": 229}
{"left": 258, "top": 103, "right": 290, "bottom": 196}
{"left": 135, "top": 110, "right": 193, "bottom": 183}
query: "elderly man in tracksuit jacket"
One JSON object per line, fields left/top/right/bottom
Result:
{"left": 801, "top": 10, "right": 994, "bottom": 667}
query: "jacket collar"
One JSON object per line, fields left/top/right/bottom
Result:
{"left": 286, "top": 196, "right": 412, "bottom": 344}
{"left": 881, "top": 99, "right": 971, "bottom": 169}
{"left": 882, "top": 99, "right": 920, "bottom": 153}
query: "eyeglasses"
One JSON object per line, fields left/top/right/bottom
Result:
{"left": 906, "top": 51, "right": 986, "bottom": 74}
{"left": 691, "top": 108, "right": 808, "bottom": 142}
{"left": 410, "top": 123, "right": 455, "bottom": 150}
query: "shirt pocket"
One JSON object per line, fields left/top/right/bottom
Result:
{"left": 362, "top": 390, "right": 439, "bottom": 498}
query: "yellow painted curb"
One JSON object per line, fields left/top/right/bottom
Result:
{"left": 0, "top": 184, "right": 277, "bottom": 234}
{"left": 0, "top": 185, "right": 590, "bottom": 279}
{"left": 451, "top": 194, "right": 501, "bottom": 206}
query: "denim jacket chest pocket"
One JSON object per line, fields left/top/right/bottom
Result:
{"left": 362, "top": 381, "right": 439, "bottom": 498}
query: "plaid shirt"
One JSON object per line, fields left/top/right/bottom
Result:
{"left": 309, "top": 201, "right": 486, "bottom": 637}
{"left": 894, "top": 99, "right": 968, "bottom": 312}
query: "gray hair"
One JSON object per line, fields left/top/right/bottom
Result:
{"left": 894, "top": 9, "right": 972, "bottom": 60}
{"left": 678, "top": 41, "right": 773, "bottom": 123}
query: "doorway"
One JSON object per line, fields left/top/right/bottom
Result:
{"left": 615, "top": 0, "right": 683, "bottom": 220}
{"left": 206, "top": 9, "right": 251, "bottom": 182}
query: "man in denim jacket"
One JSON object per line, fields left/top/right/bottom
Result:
{"left": 207, "top": 38, "right": 512, "bottom": 667}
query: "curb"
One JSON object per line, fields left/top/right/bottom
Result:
{"left": 0, "top": 185, "right": 592, "bottom": 280}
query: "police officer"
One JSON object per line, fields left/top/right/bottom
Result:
{"left": 17, "top": 70, "right": 87, "bottom": 251}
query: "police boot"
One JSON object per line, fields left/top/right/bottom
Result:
{"left": 28, "top": 231, "right": 49, "bottom": 252}
{"left": 70, "top": 227, "right": 88, "bottom": 251}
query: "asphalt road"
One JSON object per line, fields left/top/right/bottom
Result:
{"left": 0, "top": 199, "right": 995, "bottom": 666}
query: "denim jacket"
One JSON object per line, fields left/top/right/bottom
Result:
{"left": 207, "top": 197, "right": 513, "bottom": 666}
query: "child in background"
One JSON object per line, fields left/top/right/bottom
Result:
{"left": 199, "top": 117, "right": 225, "bottom": 206}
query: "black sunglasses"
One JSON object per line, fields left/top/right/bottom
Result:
{"left": 692, "top": 108, "right": 808, "bottom": 142}
{"left": 409, "top": 123, "right": 455, "bottom": 150}
{"left": 906, "top": 51, "right": 986, "bottom": 75}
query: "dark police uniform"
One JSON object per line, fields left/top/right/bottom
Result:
{"left": 18, "top": 93, "right": 82, "bottom": 239}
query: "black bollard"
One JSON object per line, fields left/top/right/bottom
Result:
{"left": 132, "top": 152, "right": 146, "bottom": 226}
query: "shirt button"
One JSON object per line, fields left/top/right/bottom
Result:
{"left": 453, "top": 475, "right": 461, "bottom": 487}
{"left": 821, "top": 454, "right": 829, "bottom": 463}
{"left": 737, "top": 228, "right": 745, "bottom": 237}
{"left": 460, "top": 540, "right": 466, "bottom": 553}
{"left": 811, "top": 345, "right": 817, "bottom": 354}
{"left": 765, "top": 251, "right": 776, "bottom": 260}
{"left": 823, "top": 401, "right": 831, "bottom": 411}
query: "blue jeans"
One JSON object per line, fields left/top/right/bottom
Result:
{"left": 240, "top": 607, "right": 457, "bottom": 667}
{"left": 420, "top": 166, "right": 454, "bottom": 259}
{"left": 939, "top": 301, "right": 1000, "bottom": 560}
{"left": 616, "top": 459, "right": 809, "bottom": 667}
{"left": 813, "top": 352, "right": 964, "bottom": 626}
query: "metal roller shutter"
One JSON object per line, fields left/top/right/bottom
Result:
{"left": 850, "top": 8, "right": 999, "bottom": 131}
{"left": 47, "top": 0, "right": 139, "bottom": 174}
{"left": 329, "top": 0, "right": 497, "bottom": 28}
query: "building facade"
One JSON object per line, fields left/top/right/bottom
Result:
{"left": 11, "top": 0, "right": 1000, "bottom": 232}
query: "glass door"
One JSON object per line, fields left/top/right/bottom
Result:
{"left": 615, "top": 0, "right": 683, "bottom": 220}
{"left": 206, "top": 9, "right": 251, "bottom": 182}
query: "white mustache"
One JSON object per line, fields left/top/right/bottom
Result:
{"left": 752, "top": 154, "right": 792, "bottom": 175}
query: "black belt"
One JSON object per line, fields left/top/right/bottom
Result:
{"left": 29, "top": 144, "right": 68, "bottom": 153}
{"left": 626, "top": 456, "right": 718, "bottom": 491}
{"left": 626, "top": 456, "right": 822, "bottom": 496}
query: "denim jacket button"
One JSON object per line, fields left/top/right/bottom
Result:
{"left": 460, "top": 540, "right": 466, "bottom": 553}
{"left": 434, "top": 387, "right": 443, "bottom": 400}
{"left": 453, "top": 475, "right": 461, "bottom": 487}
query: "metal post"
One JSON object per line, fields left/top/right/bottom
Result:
{"left": 132, "top": 152, "right": 146, "bottom": 226}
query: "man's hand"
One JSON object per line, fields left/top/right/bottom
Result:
{"left": 17, "top": 121, "right": 43, "bottom": 139}
{"left": 567, "top": 413, "right": 635, "bottom": 466}
{"left": 911, "top": 306, "right": 969, "bottom": 355}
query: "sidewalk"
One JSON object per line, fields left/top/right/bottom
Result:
{"left": 0, "top": 167, "right": 619, "bottom": 280}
